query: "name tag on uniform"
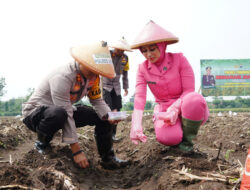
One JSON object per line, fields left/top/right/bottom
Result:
{"left": 147, "top": 81, "right": 156, "bottom": 84}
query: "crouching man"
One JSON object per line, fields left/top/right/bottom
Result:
{"left": 22, "top": 41, "right": 130, "bottom": 169}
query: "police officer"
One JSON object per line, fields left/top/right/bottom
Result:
{"left": 202, "top": 66, "right": 216, "bottom": 88}
{"left": 102, "top": 37, "right": 132, "bottom": 142}
{"left": 22, "top": 41, "right": 130, "bottom": 169}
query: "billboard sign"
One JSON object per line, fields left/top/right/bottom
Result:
{"left": 200, "top": 59, "right": 250, "bottom": 96}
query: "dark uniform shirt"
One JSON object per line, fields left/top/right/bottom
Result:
{"left": 102, "top": 50, "right": 129, "bottom": 95}
{"left": 202, "top": 75, "right": 216, "bottom": 88}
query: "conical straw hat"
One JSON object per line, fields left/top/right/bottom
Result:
{"left": 71, "top": 41, "right": 115, "bottom": 79}
{"left": 131, "top": 20, "right": 179, "bottom": 49}
{"left": 109, "top": 37, "right": 133, "bottom": 52}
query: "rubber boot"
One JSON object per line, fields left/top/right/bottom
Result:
{"left": 112, "top": 124, "right": 121, "bottom": 143}
{"left": 178, "top": 118, "right": 202, "bottom": 152}
{"left": 35, "top": 130, "right": 53, "bottom": 154}
{"left": 95, "top": 133, "right": 130, "bottom": 169}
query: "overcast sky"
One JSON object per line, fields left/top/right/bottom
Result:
{"left": 1, "top": 0, "right": 250, "bottom": 101}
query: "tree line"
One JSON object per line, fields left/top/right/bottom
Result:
{"left": 1, "top": 95, "right": 250, "bottom": 116}
{"left": 207, "top": 97, "right": 250, "bottom": 109}
{"left": 0, "top": 77, "right": 250, "bottom": 116}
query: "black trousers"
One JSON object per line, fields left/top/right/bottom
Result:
{"left": 73, "top": 104, "right": 113, "bottom": 137}
{"left": 23, "top": 104, "right": 113, "bottom": 139}
{"left": 103, "top": 89, "right": 122, "bottom": 111}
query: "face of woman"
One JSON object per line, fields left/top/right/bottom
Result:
{"left": 140, "top": 44, "right": 161, "bottom": 63}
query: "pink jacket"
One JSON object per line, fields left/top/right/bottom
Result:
{"left": 134, "top": 52, "right": 195, "bottom": 110}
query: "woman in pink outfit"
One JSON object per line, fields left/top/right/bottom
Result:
{"left": 130, "top": 20, "right": 209, "bottom": 152}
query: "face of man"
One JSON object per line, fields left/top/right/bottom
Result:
{"left": 85, "top": 71, "right": 97, "bottom": 80}
{"left": 206, "top": 68, "right": 211, "bottom": 75}
{"left": 114, "top": 48, "right": 124, "bottom": 56}
{"left": 79, "top": 64, "right": 97, "bottom": 80}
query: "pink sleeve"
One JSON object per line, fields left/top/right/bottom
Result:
{"left": 179, "top": 54, "right": 195, "bottom": 98}
{"left": 134, "top": 64, "right": 147, "bottom": 110}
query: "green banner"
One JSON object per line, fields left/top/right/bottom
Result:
{"left": 200, "top": 59, "right": 250, "bottom": 96}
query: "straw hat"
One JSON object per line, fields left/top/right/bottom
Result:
{"left": 131, "top": 20, "right": 179, "bottom": 49}
{"left": 109, "top": 37, "right": 133, "bottom": 52}
{"left": 71, "top": 41, "right": 115, "bottom": 79}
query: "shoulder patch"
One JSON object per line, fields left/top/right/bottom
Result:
{"left": 123, "top": 61, "right": 129, "bottom": 71}
{"left": 88, "top": 76, "right": 101, "bottom": 100}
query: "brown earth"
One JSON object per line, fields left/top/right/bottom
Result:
{"left": 0, "top": 112, "right": 250, "bottom": 190}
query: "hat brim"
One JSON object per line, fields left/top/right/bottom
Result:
{"left": 131, "top": 20, "right": 179, "bottom": 49}
{"left": 131, "top": 38, "right": 179, "bottom": 49}
{"left": 109, "top": 45, "right": 133, "bottom": 52}
{"left": 73, "top": 56, "right": 116, "bottom": 79}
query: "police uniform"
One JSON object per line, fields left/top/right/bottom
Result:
{"left": 102, "top": 50, "right": 129, "bottom": 111}
{"left": 22, "top": 41, "right": 130, "bottom": 169}
{"left": 22, "top": 61, "right": 110, "bottom": 144}
{"left": 202, "top": 75, "right": 216, "bottom": 88}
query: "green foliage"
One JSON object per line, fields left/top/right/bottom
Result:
{"left": 212, "top": 99, "right": 221, "bottom": 108}
{"left": 0, "top": 87, "right": 33, "bottom": 116}
{"left": 0, "top": 77, "right": 6, "bottom": 97}
{"left": 225, "top": 149, "right": 235, "bottom": 161}
{"left": 24, "top": 88, "right": 34, "bottom": 101}
{"left": 122, "top": 100, "right": 155, "bottom": 111}
{"left": 0, "top": 97, "right": 25, "bottom": 116}
{"left": 0, "top": 141, "right": 6, "bottom": 149}
{"left": 125, "top": 110, "right": 153, "bottom": 115}
{"left": 202, "top": 87, "right": 250, "bottom": 96}
{"left": 1, "top": 86, "right": 250, "bottom": 116}
{"left": 122, "top": 102, "right": 134, "bottom": 111}
{"left": 145, "top": 101, "right": 156, "bottom": 110}
{"left": 209, "top": 108, "right": 250, "bottom": 113}
{"left": 208, "top": 96, "right": 250, "bottom": 109}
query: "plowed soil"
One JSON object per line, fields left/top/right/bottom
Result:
{"left": 0, "top": 112, "right": 250, "bottom": 190}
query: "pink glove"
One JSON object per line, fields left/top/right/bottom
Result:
{"left": 157, "top": 99, "right": 181, "bottom": 126}
{"left": 130, "top": 109, "right": 147, "bottom": 144}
